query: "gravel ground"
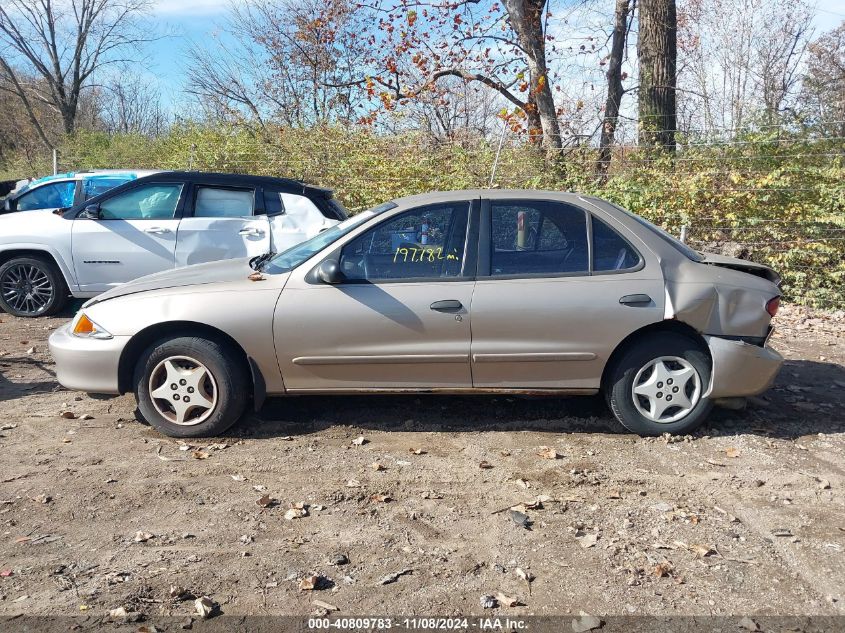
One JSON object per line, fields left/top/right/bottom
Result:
{"left": 0, "top": 303, "right": 843, "bottom": 624}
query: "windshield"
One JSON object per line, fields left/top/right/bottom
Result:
{"left": 262, "top": 202, "right": 395, "bottom": 273}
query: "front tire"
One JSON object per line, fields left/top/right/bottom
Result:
{"left": 606, "top": 333, "right": 713, "bottom": 436}
{"left": 134, "top": 336, "right": 249, "bottom": 438}
{"left": 0, "top": 256, "right": 69, "bottom": 317}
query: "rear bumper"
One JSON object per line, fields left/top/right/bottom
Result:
{"left": 48, "top": 324, "right": 129, "bottom": 394}
{"left": 704, "top": 335, "right": 783, "bottom": 398}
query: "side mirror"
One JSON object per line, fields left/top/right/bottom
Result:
{"left": 317, "top": 259, "right": 344, "bottom": 285}
{"left": 79, "top": 203, "right": 101, "bottom": 219}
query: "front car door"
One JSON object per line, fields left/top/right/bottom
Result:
{"left": 71, "top": 181, "right": 184, "bottom": 293}
{"left": 11, "top": 179, "right": 77, "bottom": 212}
{"left": 470, "top": 194, "right": 664, "bottom": 390}
{"left": 274, "top": 197, "right": 478, "bottom": 391}
{"left": 175, "top": 183, "right": 271, "bottom": 267}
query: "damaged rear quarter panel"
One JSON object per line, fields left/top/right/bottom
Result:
{"left": 663, "top": 260, "right": 780, "bottom": 338}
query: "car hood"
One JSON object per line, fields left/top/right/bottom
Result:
{"left": 698, "top": 252, "right": 781, "bottom": 285}
{"left": 85, "top": 257, "right": 258, "bottom": 307}
{"left": 0, "top": 208, "right": 60, "bottom": 225}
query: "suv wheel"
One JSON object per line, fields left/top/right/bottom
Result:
{"left": 0, "top": 256, "right": 69, "bottom": 317}
{"left": 606, "top": 333, "right": 713, "bottom": 436}
{"left": 134, "top": 336, "right": 249, "bottom": 438}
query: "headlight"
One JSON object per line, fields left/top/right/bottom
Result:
{"left": 70, "top": 312, "right": 113, "bottom": 339}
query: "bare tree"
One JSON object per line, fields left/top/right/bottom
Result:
{"left": 185, "top": 0, "right": 366, "bottom": 129}
{"left": 596, "top": 0, "right": 633, "bottom": 176}
{"left": 677, "top": 0, "right": 813, "bottom": 136}
{"left": 637, "top": 0, "right": 677, "bottom": 150}
{"left": 99, "top": 71, "right": 167, "bottom": 135}
{"left": 0, "top": 0, "right": 155, "bottom": 147}
{"left": 800, "top": 22, "right": 845, "bottom": 137}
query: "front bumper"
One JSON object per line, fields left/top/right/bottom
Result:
{"left": 704, "top": 335, "right": 784, "bottom": 398}
{"left": 48, "top": 324, "right": 129, "bottom": 394}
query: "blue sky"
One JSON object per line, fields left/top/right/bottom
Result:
{"left": 147, "top": 0, "right": 845, "bottom": 114}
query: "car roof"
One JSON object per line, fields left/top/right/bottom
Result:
{"left": 389, "top": 189, "right": 590, "bottom": 208}
{"left": 137, "top": 171, "right": 334, "bottom": 196}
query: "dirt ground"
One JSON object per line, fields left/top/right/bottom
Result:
{"left": 0, "top": 302, "right": 843, "bottom": 625}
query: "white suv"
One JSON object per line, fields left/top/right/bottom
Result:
{"left": 0, "top": 171, "right": 347, "bottom": 317}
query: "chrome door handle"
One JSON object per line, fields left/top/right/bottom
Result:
{"left": 239, "top": 228, "right": 264, "bottom": 236}
{"left": 430, "top": 299, "right": 463, "bottom": 312}
{"left": 144, "top": 226, "right": 170, "bottom": 234}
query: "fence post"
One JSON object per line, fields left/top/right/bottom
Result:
{"left": 489, "top": 121, "right": 508, "bottom": 187}
{"left": 188, "top": 143, "right": 196, "bottom": 170}
{"left": 52, "top": 148, "right": 58, "bottom": 175}
{"left": 680, "top": 224, "right": 688, "bottom": 243}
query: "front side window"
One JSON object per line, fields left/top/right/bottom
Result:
{"left": 194, "top": 186, "right": 254, "bottom": 218}
{"left": 592, "top": 216, "right": 641, "bottom": 271}
{"left": 491, "top": 200, "right": 588, "bottom": 276}
{"left": 339, "top": 203, "right": 469, "bottom": 281}
{"left": 16, "top": 181, "right": 76, "bottom": 211}
{"left": 98, "top": 183, "right": 183, "bottom": 220}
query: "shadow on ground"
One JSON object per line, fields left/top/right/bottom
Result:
{"left": 240, "top": 360, "right": 845, "bottom": 441}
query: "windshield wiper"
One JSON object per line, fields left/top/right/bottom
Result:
{"left": 249, "top": 251, "right": 275, "bottom": 271}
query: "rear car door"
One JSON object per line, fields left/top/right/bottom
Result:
{"left": 71, "top": 181, "right": 184, "bottom": 293}
{"left": 175, "top": 183, "right": 271, "bottom": 267}
{"left": 470, "top": 197, "right": 664, "bottom": 390}
{"left": 263, "top": 187, "right": 338, "bottom": 254}
{"left": 274, "top": 199, "right": 478, "bottom": 391}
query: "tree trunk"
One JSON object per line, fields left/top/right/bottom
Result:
{"left": 503, "top": 0, "right": 562, "bottom": 153}
{"left": 637, "top": 0, "right": 677, "bottom": 151}
{"left": 596, "top": 0, "right": 632, "bottom": 179}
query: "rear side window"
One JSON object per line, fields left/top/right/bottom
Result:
{"left": 592, "top": 216, "right": 641, "bottom": 271}
{"left": 194, "top": 186, "right": 254, "bottom": 217}
{"left": 15, "top": 181, "right": 76, "bottom": 210}
{"left": 491, "top": 200, "right": 589, "bottom": 275}
{"left": 83, "top": 176, "right": 134, "bottom": 200}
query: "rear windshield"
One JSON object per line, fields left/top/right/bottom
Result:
{"left": 611, "top": 203, "right": 704, "bottom": 262}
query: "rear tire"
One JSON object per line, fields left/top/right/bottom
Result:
{"left": 134, "top": 336, "right": 249, "bottom": 438}
{"left": 0, "top": 256, "right": 69, "bottom": 317}
{"left": 606, "top": 333, "right": 713, "bottom": 436}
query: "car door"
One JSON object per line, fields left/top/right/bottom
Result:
{"left": 174, "top": 183, "right": 271, "bottom": 267}
{"left": 274, "top": 199, "right": 478, "bottom": 391}
{"left": 262, "top": 187, "right": 337, "bottom": 253}
{"left": 469, "top": 197, "right": 664, "bottom": 390}
{"left": 71, "top": 181, "right": 184, "bottom": 293}
{"left": 12, "top": 180, "right": 76, "bottom": 212}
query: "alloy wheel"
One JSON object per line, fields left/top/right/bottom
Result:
{"left": 0, "top": 262, "right": 54, "bottom": 316}
{"left": 631, "top": 355, "right": 702, "bottom": 423}
{"left": 148, "top": 355, "right": 218, "bottom": 426}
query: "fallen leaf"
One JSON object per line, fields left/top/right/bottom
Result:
{"left": 247, "top": 272, "right": 265, "bottom": 281}
{"left": 370, "top": 494, "right": 392, "bottom": 503}
{"left": 409, "top": 448, "right": 426, "bottom": 455}
{"left": 515, "top": 567, "right": 534, "bottom": 583}
{"left": 134, "top": 531, "right": 154, "bottom": 543}
{"left": 60, "top": 411, "right": 77, "bottom": 419}
{"left": 169, "top": 585, "right": 188, "bottom": 599}
{"left": 231, "top": 475, "right": 246, "bottom": 482}
{"left": 725, "top": 447, "right": 741, "bottom": 458}
{"left": 688, "top": 544, "right": 715, "bottom": 559}
{"left": 479, "top": 460, "right": 493, "bottom": 469}
{"left": 255, "top": 495, "right": 275, "bottom": 508}
{"left": 495, "top": 592, "right": 520, "bottom": 607}
{"left": 371, "top": 462, "right": 385, "bottom": 471}
{"left": 80, "top": 413, "right": 94, "bottom": 420}
{"left": 346, "top": 479, "right": 361, "bottom": 488}
{"left": 313, "top": 599, "right": 339, "bottom": 612}
{"left": 352, "top": 436, "right": 367, "bottom": 446}
{"left": 108, "top": 607, "right": 128, "bottom": 620}
{"left": 653, "top": 561, "right": 673, "bottom": 577}
{"left": 284, "top": 505, "right": 308, "bottom": 520}
{"left": 537, "top": 446, "right": 560, "bottom": 460}
{"left": 192, "top": 450, "right": 210, "bottom": 460}
{"left": 194, "top": 596, "right": 216, "bottom": 618}
{"left": 299, "top": 575, "right": 321, "bottom": 591}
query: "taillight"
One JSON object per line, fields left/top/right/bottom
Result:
{"left": 766, "top": 296, "right": 780, "bottom": 318}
